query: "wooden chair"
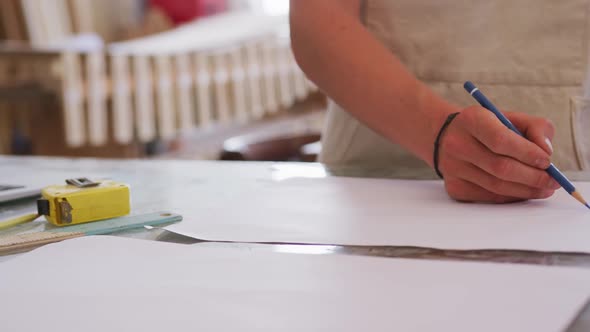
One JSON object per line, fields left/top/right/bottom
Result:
{"left": 0, "top": 2, "right": 318, "bottom": 156}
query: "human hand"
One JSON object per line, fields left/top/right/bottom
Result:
{"left": 437, "top": 106, "right": 560, "bottom": 203}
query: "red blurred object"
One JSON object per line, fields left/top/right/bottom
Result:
{"left": 150, "top": 0, "right": 228, "bottom": 25}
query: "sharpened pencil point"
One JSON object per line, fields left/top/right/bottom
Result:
{"left": 572, "top": 191, "right": 589, "bottom": 209}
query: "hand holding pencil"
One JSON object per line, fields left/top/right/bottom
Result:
{"left": 433, "top": 87, "right": 566, "bottom": 203}
{"left": 463, "top": 81, "right": 589, "bottom": 209}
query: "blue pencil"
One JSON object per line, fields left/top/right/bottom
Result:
{"left": 464, "top": 81, "right": 589, "bottom": 209}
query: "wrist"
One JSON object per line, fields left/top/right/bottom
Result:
{"left": 417, "top": 92, "right": 461, "bottom": 167}
{"left": 433, "top": 112, "right": 462, "bottom": 178}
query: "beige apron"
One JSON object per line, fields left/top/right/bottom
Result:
{"left": 319, "top": 0, "right": 590, "bottom": 174}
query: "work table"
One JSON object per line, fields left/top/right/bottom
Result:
{"left": 1, "top": 156, "right": 589, "bottom": 331}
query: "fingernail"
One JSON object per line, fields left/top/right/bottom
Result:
{"left": 535, "top": 158, "right": 550, "bottom": 169}
{"left": 545, "top": 137, "right": 553, "bottom": 154}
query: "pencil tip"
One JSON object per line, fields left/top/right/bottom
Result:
{"left": 571, "top": 191, "right": 589, "bottom": 209}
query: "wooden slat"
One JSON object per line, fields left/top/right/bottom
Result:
{"left": 261, "top": 39, "right": 279, "bottom": 113}
{"left": 37, "top": 0, "right": 72, "bottom": 43}
{"left": 53, "top": 0, "right": 73, "bottom": 39}
{"left": 212, "top": 51, "right": 231, "bottom": 123}
{"left": 61, "top": 51, "right": 86, "bottom": 146}
{"left": 38, "top": 0, "right": 60, "bottom": 41}
{"left": 244, "top": 42, "right": 264, "bottom": 119}
{"left": 194, "top": 52, "right": 213, "bottom": 128}
{"left": 154, "top": 54, "right": 176, "bottom": 139}
{"left": 85, "top": 51, "right": 108, "bottom": 146}
{"left": 132, "top": 54, "right": 156, "bottom": 142}
{"left": 228, "top": 47, "right": 248, "bottom": 122}
{"left": 110, "top": 53, "right": 134, "bottom": 144}
{"left": 20, "top": 0, "right": 45, "bottom": 44}
{"left": 174, "top": 53, "right": 195, "bottom": 132}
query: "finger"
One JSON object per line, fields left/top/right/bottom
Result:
{"left": 504, "top": 112, "right": 555, "bottom": 155}
{"left": 441, "top": 131, "right": 560, "bottom": 190}
{"left": 444, "top": 177, "right": 523, "bottom": 204}
{"left": 460, "top": 107, "right": 551, "bottom": 169}
{"left": 447, "top": 160, "right": 555, "bottom": 199}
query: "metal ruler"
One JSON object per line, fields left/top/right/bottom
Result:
{"left": 0, "top": 211, "right": 182, "bottom": 256}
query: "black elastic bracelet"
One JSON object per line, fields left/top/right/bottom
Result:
{"left": 433, "top": 112, "right": 461, "bottom": 179}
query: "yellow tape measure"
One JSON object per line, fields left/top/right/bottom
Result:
{"left": 38, "top": 178, "right": 130, "bottom": 226}
{"left": 0, "top": 178, "right": 130, "bottom": 230}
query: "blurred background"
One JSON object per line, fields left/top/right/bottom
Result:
{"left": 0, "top": 0, "right": 325, "bottom": 161}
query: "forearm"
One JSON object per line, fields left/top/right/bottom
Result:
{"left": 290, "top": 1, "right": 460, "bottom": 165}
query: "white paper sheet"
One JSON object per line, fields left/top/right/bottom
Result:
{"left": 0, "top": 236, "right": 589, "bottom": 332}
{"left": 165, "top": 177, "right": 590, "bottom": 252}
